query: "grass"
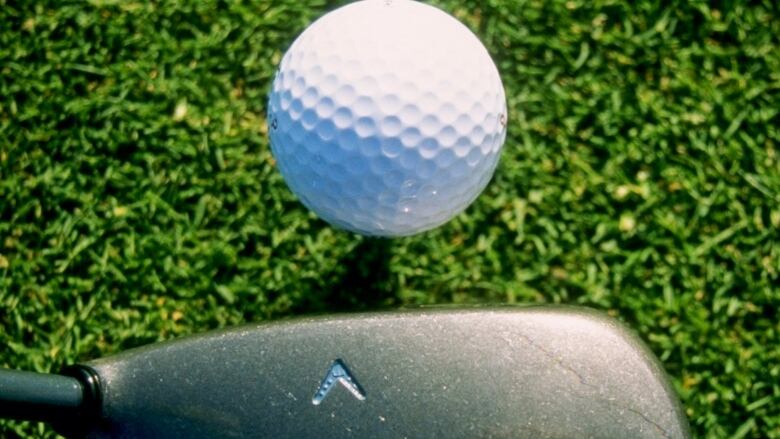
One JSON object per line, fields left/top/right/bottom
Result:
{"left": 0, "top": 0, "right": 778, "bottom": 437}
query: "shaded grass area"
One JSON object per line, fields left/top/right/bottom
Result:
{"left": 1, "top": 0, "right": 778, "bottom": 437}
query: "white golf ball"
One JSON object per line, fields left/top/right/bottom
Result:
{"left": 267, "top": 0, "right": 507, "bottom": 237}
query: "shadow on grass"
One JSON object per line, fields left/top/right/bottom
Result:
{"left": 292, "top": 238, "right": 398, "bottom": 314}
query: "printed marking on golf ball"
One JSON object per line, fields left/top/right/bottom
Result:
{"left": 268, "top": 0, "right": 507, "bottom": 237}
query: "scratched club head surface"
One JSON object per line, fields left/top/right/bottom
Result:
{"left": 84, "top": 308, "right": 689, "bottom": 438}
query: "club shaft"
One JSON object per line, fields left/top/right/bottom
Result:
{"left": 0, "top": 368, "right": 83, "bottom": 422}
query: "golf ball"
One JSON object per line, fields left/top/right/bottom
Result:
{"left": 267, "top": 0, "right": 507, "bottom": 237}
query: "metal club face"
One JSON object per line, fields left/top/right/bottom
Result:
{"left": 64, "top": 307, "right": 690, "bottom": 438}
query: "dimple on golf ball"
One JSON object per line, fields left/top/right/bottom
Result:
{"left": 267, "top": 0, "right": 507, "bottom": 237}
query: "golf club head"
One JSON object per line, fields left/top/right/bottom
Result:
{"left": 52, "top": 306, "right": 688, "bottom": 438}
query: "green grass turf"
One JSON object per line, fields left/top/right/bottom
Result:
{"left": 1, "top": 0, "right": 778, "bottom": 437}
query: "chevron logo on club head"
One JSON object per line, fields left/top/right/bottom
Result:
{"left": 312, "top": 359, "right": 366, "bottom": 405}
